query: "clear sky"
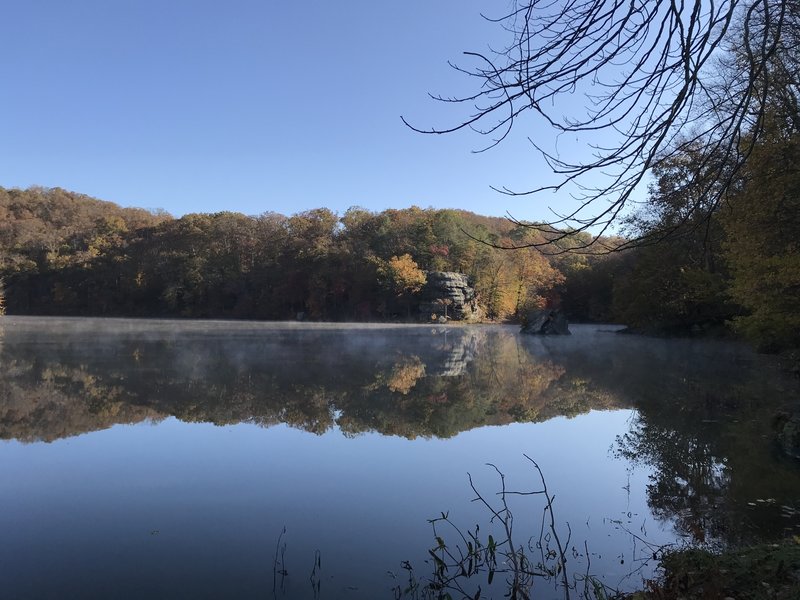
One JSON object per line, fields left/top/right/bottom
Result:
{"left": 2, "top": 1, "right": 592, "bottom": 221}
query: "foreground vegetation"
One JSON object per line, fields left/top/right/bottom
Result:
{"left": 399, "top": 456, "right": 800, "bottom": 600}
{"left": 634, "top": 541, "right": 800, "bottom": 600}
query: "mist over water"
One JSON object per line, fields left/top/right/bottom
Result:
{"left": 1, "top": 318, "right": 798, "bottom": 599}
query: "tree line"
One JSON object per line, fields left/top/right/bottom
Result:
{"left": 0, "top": 175, "right": 796, "bottom": 352}
{"left": 0, "top": 186, "right": 567, "bottom": 322}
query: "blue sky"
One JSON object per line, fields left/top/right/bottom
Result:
{"left": 2, "top": 1, "right": 599, "bottom": 221}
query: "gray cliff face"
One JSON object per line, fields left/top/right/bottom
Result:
{"left": 418, "top": 271, "right": 481, "bottom": 321}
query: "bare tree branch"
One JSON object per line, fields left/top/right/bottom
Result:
{"left": 404, "top": 1, "right": 799, "bottom": 252}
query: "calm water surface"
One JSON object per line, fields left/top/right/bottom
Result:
{"left": 1, "top": 318, "right": 798, "bottom": 599}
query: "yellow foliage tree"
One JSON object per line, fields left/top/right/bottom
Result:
{"left": 470, "top": 236, "right": 564, "bottom": 321}
{"left": 387, "top": 254, "right": 427, "bottom": 292}
{"left": 381, "top": 254, "right": 427, "bottom": 317}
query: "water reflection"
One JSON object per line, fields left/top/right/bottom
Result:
{"left": 1, "top": 317, "right": 799, "bottom": 565}
{"left": 0, "top": 320, "right": 622, "bottom": 442}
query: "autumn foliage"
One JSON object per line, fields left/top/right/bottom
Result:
{"left": 0, "top": 187, "right": 571, "bottom": 322}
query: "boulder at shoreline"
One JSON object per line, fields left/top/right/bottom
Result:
{"left": 520, "top": 310, "right": 571, "bottom": 335}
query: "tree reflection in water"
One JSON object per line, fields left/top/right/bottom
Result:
{"left": 609, "top": 338, "right": 800, "bottom": 547}
{"left": 0, "top": 321, "right": 617, "bottom": 442}
{"left": 1, "top": 318, "right": 799, "bottom": 548}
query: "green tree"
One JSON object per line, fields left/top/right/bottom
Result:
{"left": 284, "top": 208, "right": 340, "bottom": 319}
{"left": 560, "top": 251, "right": 629, "bottom": 323}
{"left": 722, "top": 123, "right": 800, "bottom": 351}
{"left": 612, "top": 148, "right": 736, "bottom": 334}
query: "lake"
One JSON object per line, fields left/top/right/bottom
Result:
{"left": 1, "top": 317, "right": 799, "bottom": 599}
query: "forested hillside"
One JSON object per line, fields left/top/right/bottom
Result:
{"left": 0, "top": 186, "right": 570, "bottom": 322}
{"left": 1, "top": 176, "right": 797, "bottom": 354}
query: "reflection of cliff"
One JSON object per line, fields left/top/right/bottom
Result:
{"left": 336, "top": 344, "right": 622, "bottom": 440}
{"left": 434, "top": 328, "right": 480, "bottom": 377}
{"left": 0, "top": 322, "right": 626, "bottom": 443}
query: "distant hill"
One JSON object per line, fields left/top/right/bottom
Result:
{"left": 0, "top": 185, "right": 623, "bottom": 322}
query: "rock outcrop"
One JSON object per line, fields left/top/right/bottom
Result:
{"left": 520, "top": 309, "right": 571, "bottom": 335}
{"left": 418, "top": 271, "right": 481, "bottom": 321}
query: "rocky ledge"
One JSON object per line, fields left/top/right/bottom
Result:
{"left": 418, "top": 271, "right": 481, "bottom": 321}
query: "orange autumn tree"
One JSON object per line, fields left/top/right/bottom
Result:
{"left": 380, "top": 254, "right": 427, "bottom": 318}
